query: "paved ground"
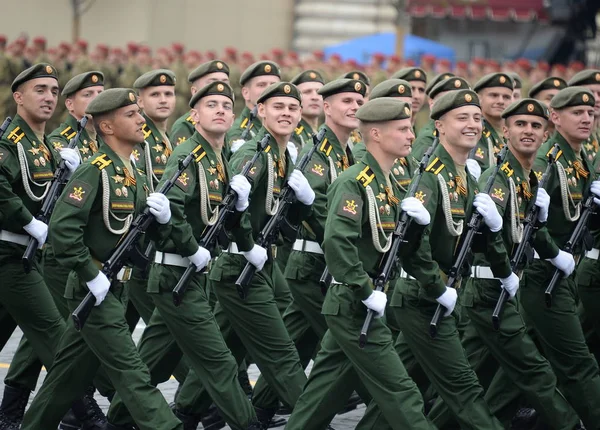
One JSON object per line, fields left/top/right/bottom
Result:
{"left": 0, "top": 323, "right": 365, "bottom": 429}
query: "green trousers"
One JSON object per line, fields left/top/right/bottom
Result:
{"left": 20, "top": 274, "right": 182, "bottom": 430}
{"left": 520, "top": 259, "right": 600, "bottom": 428}
{"left": 286, "top": 283, "right": 434, "bottom": 430}
{"left": 107, "top": 263, "right": 256, "bottom": 429}
{"left": 359, "top": 278, "right": 503, "bottom": 430}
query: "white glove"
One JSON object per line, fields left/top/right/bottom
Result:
{"left": 59, "top": 148, "right": 80, "bottom": 174}
{"left": 288, "top": 169, "right": 315, "bottom": 205}
{"left": 230, "top": 175, "right": 251, "bottom": 211}
{"left": 23, "top": 218, "right": 48, "bottom": 248}
{"left": 474, "top": 193, "right": 503, "bottom": 232}
{"left": 591, "top": 180, "right": 600, "bottom": 206}
{"left": 188, "top": 246, "right": 211, "bottom": 272}
{"left": 230, "top": 139, "right": 245, "bottom": 154}
{"left": 86, "top": 271, "right": 110, "bottom": 306}
{"left": 361, "top": 290, "right": 387, "bottom": 318}
{"left": 535, "top": 188, "right": 550, "bottom": 222}
{"left": 500, "top": 272, "right": 520, "bottom": 299}
{"left": 242, "top": 244, "right": 268, "bottom": 272}
{"left": 286, "top": 142, "right": 298, "bottom": 164}
{"left": 436, "top": 287, "right": 457, "bottom": 317}
{"left": 146, "top": 193, "right": 171, "bottom": 224}
{"left": 549, "top": 250, "right": 575, "bottom": 276}
{"left": 401, "top": 197, "right": 430, "bottom": 226}
{"left": 466, "top": 159, "right": 481, "bottom": 182}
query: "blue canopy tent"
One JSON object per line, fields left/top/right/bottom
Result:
{"left": 323, "top": 32, "right": 456, "bottom": 65}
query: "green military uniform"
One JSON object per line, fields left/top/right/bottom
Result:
{"left": 287, "top": 98, "right": 435, "bottom": 430}
{"left": 107, "top": 80, "right": 259, "bottom": 430}
{"left": 429, "top": 100, "right": 581, "bottom": 430}
{"left": 288, "top": 69, "right": 324, "bottom": 151}
{"left": 520, "top": 87, "right": 600, "bottom": 428}
{"left": 21, "top": 89, "right": 183, "bottom": 430}
{"left": 49, "top": 115, "right": 99, "bottom": 163}
{"left": 359, "top": 90, "right": 505, "bottom": 430}
{"left": 568, "top": 69, "right": 600, "bottom": 162}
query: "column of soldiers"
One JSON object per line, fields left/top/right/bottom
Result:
{"left": 1, "top": 45, "right": 600, "bottom": 430}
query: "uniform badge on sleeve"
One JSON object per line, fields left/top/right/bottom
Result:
{"left": 337, "top": 192, "right": 363, "bottom": 220}
{"left": 64, "top": 180, "right": 92, "bottom": 208}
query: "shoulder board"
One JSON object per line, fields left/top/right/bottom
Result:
{"left": 142, "top": 123, "right": 152, "bottom": 140}
{"left": 91, "top": 154, "right": 113, "bottom": 170}
{"left": 546, "top": 146, "right": 563, "bottom": 162}
{"left": 319, "top": 138, "right": 333, "bottom": 157}
{"left": 295, "top": 125, "right": 304, "bottom": 136}
{"left": 6, "top": 126, "right": 25, "bottom": 144}
{"left": 185, "top": 115, "right": 196, "bottom": 125}
{"left": 60, "top": 125, "right": 76, "bottom": 140}
{"left": 425, "top": 156, "right": 445, "bottom": 174}
{"left": 240, "top": 117, "right": 249, "bottom": 129}
{"left": 482, "top": 128, "right": 491, "bottom": 138}
{"left": 191, "top": 143, "right": 207, "bottom": 162}
{"left": 500, "top": 160, "right": 514, "bottom": 177}
{"left": 355, "top": 165, "right": 375, "bottom": 188}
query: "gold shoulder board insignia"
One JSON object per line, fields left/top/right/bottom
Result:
{"left": 6, "top": 126, "right": 25, "bottom": 144}
{"left": 546, "top": 146, "right": 563, "bottom": 162}
{"left": 425, "top": 156, "right": 445, "bottom": 174}
{"left": 91, "top": 154, "right": 113, "bottom": 170}
{"left": 191, "top": 144, "right": 207, "bottom": 162}
{"left": 60, "top": 126, "right": 76, "bottom": 140}
{"left": 295, "top": 125, "right": 304, "bottom": 135}
{"left": 142, "top": 123, "right": 152, "bottom": 140}
{"left": 356, "top": 165, "right": 375, "bottom": 187}
{"left": 240, "top": 118, "right": 249, "bottom": 129}
{"left": 500, "top": 161, "right": 514, "bottom": 177}
{"left": 185, "top": 115, "right": 196, "bottom": 125}
{"left": 319, "top": 138, "right": 333, "bottom": 157}
{"left": 483, "top": 128, "right": 491, "bottom": 138}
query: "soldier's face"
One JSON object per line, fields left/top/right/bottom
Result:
{"left": 378, "top": 118, "right": 414, "bottom": 158}
{"left": 436, "top": 106, "right": 482, "bottom": 151}
{"left": 535, "top": 89, "right": 560, "bottom": 108}
{"left": 584, "top": 84, "right": 600, "bottom": 117}
{"left": 258, "top": 97, "right": 302, "bottom": 139}
{"left": 67, "top": 85, "right": 104, "bottom": 119}
{"left": 14, "top": 78, "right": 59, "bottom": 122}
{"left": 504, "top": 115, "right": 547, "bottom": 157}
{"left": 191, "top": 72, "right": 230, "bottom": 95}
{"left": 323, "top": 93, "right": 364, "bottom": 132}
{"left": 138, "top": 86, "right": 176, "bottom": 121}
{"left": 297, "top": 81, "right": 323, "bottom": 119}
{"left": 191, "top": 95, "right": 234, "bottom": 135}
{"left": 104, "top": 104, "right": 145, "bottom": 144}
{"left": 512, "top": 88, "right": 522, "bottom": 101}
{"left": 243, "top": 76, "right": 281, "bottom": 106}
{"left": 479, "top": 87, "right": 513, "bottom": 120}
{"left": 552, "top": 106, "right": 595, "bottom": 142}
{"left": 409, "top": 80, "right": 426, "bottom": 113}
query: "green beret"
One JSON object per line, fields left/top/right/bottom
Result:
{"left": 369, "top": 79, "right": 413, "bottom": 100}
{"left": 425, "top": 72, "right": 456, "bottom": 96}
{"left": 356, "top": 98, "right": 412, "bottom": 122}
{"left": 430, "top": 89, "right": 480, "bottom": 120}
{"left": 257, "top": 82, "right": 301, "bottom": 104}
{"left": 317, "top": 78, "right": 366, "bottom": 99}
{"left": 567, "top": 69, "right": 600, "bottom": 87}
{"left": 502, "top": 98, "right": 549, "bottom": 120}
{"left": 133, "top": 69, "right": 176, "bottom": 89}
{"left": 507, "top": 72, "right": 522, "bottom": 89}
{"left": 62, "top": 71, "right": 104, "bottom": 97}
{"left": 550, "top": 87, "right": 595, "bottom": 110}
{"left": 86, "top": 88, "right": 138, "bottom": 116}
{"left": 11, "top": 63, "right": 58, "bottom": 93}
{"left": 341, "top": 70, "right": 370, "bottom": 86}
{"left": 429, "top": 77, "right": 470, "bottom": 100}
{"left": 528, "top": 77, "right": 568, "bottom": 98}
{"left": 240, "top": 61, "right": 281, "bottom": 86}
{"left": 189, "top": 81, "right": 234, "bottom": 108}
{"left": 473, "top": 72, "right": 514, "bottom": 92}
{"left": 188, "top": 60, "right": 230, "bottom": 83}
{"left": 390, "top": 67, "right": 427, "bottom": 83}
{"left": 290, "top": 69, "right": 324, "bottom": 85}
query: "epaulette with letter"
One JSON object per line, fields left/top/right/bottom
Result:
{"left": 425, "top": 156, "right": 445, "bottom": 174}
{"left": 295, "top": 125, "right": 304, "bottom": 136}
{"left": 60, "top": 125, "right": 76, "bottom": 140}
{"left": 500, "top": 160, "right": 514, "bottom": 177}
{"left": 483, "top": 128, "right": 491, "bottom": 138}
{"left": 191, "top": 143, "right": 208, "bottom": 163}
{"left": 546, "top": 146, "right": 563, "bottom": 162}
{"left": 318, "top": 138, "right": 333, "bottom": 157}
{"left": 185, "top": 114, "right": 196, "bottom": 125}
{"left": 91, "top": 154, "right": 113, "bottom": 170}
{"left": 356, "top": 165, "right": 375, "bottom": 187}
{"left": 6, "top": 126, "right": 25, "bottom": 144}
{"left": 142, "top": 123, "right": 152, "bottom": 140}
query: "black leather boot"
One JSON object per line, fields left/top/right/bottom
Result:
{"left": 0, "top": 384, "right": 30, "bottom": 429}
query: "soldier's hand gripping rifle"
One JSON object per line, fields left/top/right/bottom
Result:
{"left": 234, "top": 128, "right": 326, "bottom": 300}
{"left": 23, "top": 116, "right": 87, "bottom": 273}
{"left": 171, "top": 134, "right": 270, "bottom": 306}
{"left": 239, "top": 106, "right": 258, "bottom": 142}
{"left": 359, "top": 137, "right": 438, "bottom": 348}
{"left": 491, "top": 143, "right": 559, "bottom": 329}
{"left": 544, "top": 186, "right": 597, "bottom": 308}
{"left": 71, "top": 143, "right": 204, "bottom": 331}
{"left": 429, "top": 145, "right": 508, "bottom": 338}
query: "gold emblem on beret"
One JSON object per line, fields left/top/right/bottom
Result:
{"left": 527, "top": 103, "right": 535, "bottom": 112}
{"left": 583, "top": 93, "right": 590, "bottom": 103}
{"left": 465, "top": 93, "right": 473, "bottom": 102}
{"left": 129, "top": 92, "right": 136, "bottom": 102}
{"left": 499, "top": 75, "right": 506, "bottom": 84}
{"left": 404, "top": 106, "right": 411, "bottom": 116}
{"left": 354, "top": 82, "right": 362, "bottom": 92}
{"left": 217, "top": 83, "right": 224, "bottom": 92}
{"left": 160, "top": 74, "right": 167, "bottom": 84}
{"left": 45, "top": 65, "right": 53, "bottom": 74}
{"left": 91, "top": 74, "right": 98, "bottom": 83}
{"left": 596, "top": 73, "right": 600, "bottom": 82}
{"left": 264, "top": 64, "right": 272, "bottom": 73}
{"left": 454, "top": 79, "right": 461, "bottom": 88}
{"left": 309, "top": 72, "right": 316, "bottom": 79}
{"left": 352, "top": 73, "right": 359, "bottom": 80}
{"left": 216, "top": 62, "right": 223, "bottom": 69}
{"left": 284, "top": 84, "right": 291, "bottom": 94}
{"left": 398, "top": 84, "right": 405, "bottom": 94}
{"left": 553, "top": 79, "right": 560, "bottom": 87}
{"left": 415, "top": 70, "right": 421, "bottom": 78}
